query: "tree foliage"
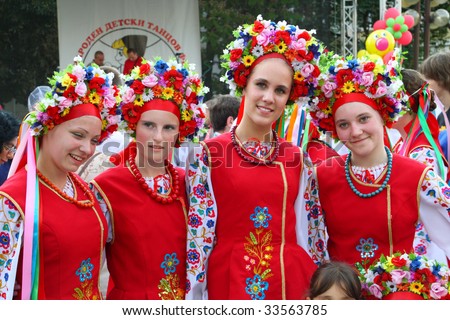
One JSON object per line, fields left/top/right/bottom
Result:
{"left": 0, "top": 0, "right": 59, "bottom": 106}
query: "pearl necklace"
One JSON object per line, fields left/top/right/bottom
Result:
{"left": 345, "top": 146, "right": 392, "bottom": 198}
{"left": 230, "top": 126, "right": 279, "bottom": 165}
{"left": 37, "top": 170, "right": 95, "bottom": 208}
{"left": 128, "top": 148, "right": 179, "bottom": 204}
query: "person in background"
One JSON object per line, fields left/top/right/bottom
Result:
{"left": 0, "top": 57, "right": 120, "bottom": 299}
{"left": 307, "top": 261, "right": 361, "bottom": 300}
{"left": 89, "top": 50, "right": 105, "bottom": 67}
{"left": 122, "top": 48, "right": 143, "bottom": 75}
{"left": 186, "top": 15, "right": 323, "bottom": 300}
{"left": 208, "top": 94, "right": 240, "bottom": 138}
{"left": 0, "top": 110, "right": 20, "bottom": 185}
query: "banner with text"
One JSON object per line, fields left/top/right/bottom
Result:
{"left": 57, "top": 0, "right": 201, "bottom": 73}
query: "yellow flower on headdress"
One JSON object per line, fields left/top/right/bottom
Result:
{"left": 61, "top": 108, "right": 71, "bottom": 117}
{"left": 162, "top": 87, "right": 174, "bottom": 99}
{"left": 342, "top": 81, "right": 355, "bottom": 94}
{"left": 323, "top": 105, "right": 333, "bottom": 116}
{"left": 181, "top": 109, "right": 192, "bottom": 121}
{"left": 61, "top": 74, "right": 74, "bottom": 88}
{"left": 242, "top": 55, "right": 255, "bottom": 67}
{"left": 294, "top": 71, "right": 304, "bottom": 82}
{"left": 275, "top": 42, "right": 287, "bottom": 54}
{"left": 89, "top": 92, "right": 101, "bottom": 105}
{"left": 409, "top": 281, "right": 424, "bottom": 295}
{"left": 134, "top": 95, "right": 144, "bottom": 106}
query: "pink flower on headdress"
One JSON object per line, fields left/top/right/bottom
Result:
{"left": 369, "top": 283, "right": 383, "bottom": 299}
{"left": 58, "top": 97, "right": 73, "bottom": 110}
{"left": 104, "top": 92, "right": 117, "bottom": 108}
{"left": 430, "top": 283, "right": 448, "bottom": 299}
{"left": 256, "top": 29, "right": 272, "bottom": 46}
{"left": 290, "top": 38, "right": 307, "bottom": 51}
{"left": 71, "top": 65, "right": 85, "bottom": 81}
{"left": 300, "top": 63, "right": 315, "bottom": 78}
{"left": 122, "top": 88, "right": 136, "bottom": 104}
{"left": 106, "top": 115, "right": 119, "bottom": 126}
{"left": 321, "top": 81, "right": 337, "bottom": 98}
{"left": 75, "top": 82, "right": 87, "bottom": 97}
{"left": 374, "top": 81, "right": 387, "bottom": 98}
{"left": 359, "top": 72, "right": 375, "bottom": 87}
{"left": 142, "top": 74, "right": 158, "bottom": 87}
{"left": 390, "top": 269, "right": 409, "bottom": 284}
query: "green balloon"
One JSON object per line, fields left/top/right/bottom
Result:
{"left": 394, "top": 31, "right": 402, "bottom": 39}
{"left": 395, "top": 16, "right": 405, "bottom": 24}
{"left": 400, "top": 25, "right": 408, "bottom": 33}
{"left": 386, "top": 27, "right": 394, "bottom": 35}
{"left": 386, "top": 18, "right": 395, "bottom": 27}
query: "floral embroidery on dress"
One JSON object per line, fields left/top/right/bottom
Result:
{"left": 356, "top": 237, "right": 379, "bottom": 259}
{"left": 244, "top": 206, "right": 273, "bottom": 300}
{"left": 186, "top": 146, "right": 216, "bottom": 295}
{"left": 422, "top": 170, "right": 450, "bottom": 216}
{"left": 158, "top": 253, "right": 184, "bottom": 300}
{"left": 0, "top": 196, "right": 22, "bottom": 300}
{"left": 73, "top": 258, "right": 100, "bottom": 300}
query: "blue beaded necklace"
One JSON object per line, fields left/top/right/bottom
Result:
{"left": 345, "top": 146, "right": 392, "bottom": 198}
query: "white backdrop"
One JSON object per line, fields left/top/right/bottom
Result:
{"left": 57, "top": 0, "right": 201, "bottom": 73}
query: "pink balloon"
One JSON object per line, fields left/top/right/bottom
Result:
{"left": 403, "top": 15, "right": 414, "bottom": 28}
{"left": 383, "top": 50, "right": 394, "bottom": 64}
{"left": 398, "top": 31, "right": 413, "bottom": 45}
{"left": 373, "top": 20, "right": 387, "bottom": 30}
{"left": 385, "top": 8, "right": 400, "bottom": 20}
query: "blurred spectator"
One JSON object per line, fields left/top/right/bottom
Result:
{"left": 208, "top": 94, "right": 240, "bottom": 137}
{"left": 0, "top": 110, "right": 20, "bottom": 185}
{"left": 89, "top": 50, "right": 105, "bottom": 67}
{"left": 122, "top": 48, "right": 143, "bottom": 74}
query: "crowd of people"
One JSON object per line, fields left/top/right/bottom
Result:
{"left": 1, "top": 15, "right": 450, "bottom": 301}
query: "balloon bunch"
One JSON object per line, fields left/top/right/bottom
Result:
{"left": 358, "top": 8, "right": 414, "bottom": 63}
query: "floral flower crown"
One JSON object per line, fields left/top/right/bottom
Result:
{"left": 308, "top": 51, "right": 406, "bottom": 137}
{"left": 220, "top": 14, "right": 322, "bottom": 111}
{"left": 119, "top": 57, "right": 209, "bottom": 143}
{"left": 356, "top": 252, "right": 450, "bottom": 300}
{"left": 25, "top": 56, "right": 121, "bottom": 143}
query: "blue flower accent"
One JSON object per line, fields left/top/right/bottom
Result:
{"left": 356, "top": 238, "right": 379, "bottom": 258}
{"left": 410, "top": 257, "right": 421, "bottom": 271}
{"left": 250, "top": 206, "right": 272, "bottom": 228}
{"left": 76, "top": 258, "right": 94, "bottom": 282}
{"left": 206, "top": 219, "right": 215, "bottom": 228}
{"left": 160, "top": 253, "right": 179, "bottom": 275}
{"left": 0, "top": 232, "right": 10, "bottom": 248}
{"left": 154, "top": 60, "right": 169, "bottom": 74}
{"left": 245, "top": 275, "right": 269, "bottom": 300}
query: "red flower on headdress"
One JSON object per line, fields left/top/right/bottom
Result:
{"left": 297, "top": 31, "right": 312, "bottom": 41}
{"left": 234, "top": 64, "right": 250, "bottom": 88}
{"left": 336, "top": 69, "right": 354, "bottom": 87}
{"left": 130, "top": 80, "right": 145, "bottom": 95}
{"left": 179, "top": 119, "right": 197, "bottom": 137}
{"left": 391, "top": 256, "right": 407, "bottom": 267}
{"left": 253, "top": 20, "right": 265, "bottom": 33}
{"left": 230, "top": 49, "right": 243, "bottom": 62}
{"left": 46, "top": 106, "right": 60, "bottom": 120}
{"left": 139, "top": 63, "right": 150, "bottom": 75}
{"left": 62, "top": 85, "right": 76, "bottom": 99}
{"left": 89, "top": 76, "right": 105, "bottom": 91}
{"left": 121, "top": 103, "right": 140, "bottom": 125}
{"left": 164, "top": 69, "right": 184, "bottom": 90}
{"left": 275, "top": 30, "right": 292, "bottom": 46}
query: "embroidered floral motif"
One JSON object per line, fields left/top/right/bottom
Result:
{"left": 244, "top": 206, "right": 273, "bottom": 300}
{"left": 158, "top": 252, "right": 184, "bottom": 300}
{"left": 73, "top": 258, "right": 100, "bottom": 300}
{"left": 356, "top": 237, "right": 379, "bottom": 259}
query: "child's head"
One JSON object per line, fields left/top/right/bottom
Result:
{"left": 308, "top": 261, "right": 361, "bottom": 300}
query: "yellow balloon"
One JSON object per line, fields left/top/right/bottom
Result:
{"left": 365, "top": 30, "right": 395, "bottom": 57}
{"left": 357, "top": 49, "right": 369, "bottom": 59}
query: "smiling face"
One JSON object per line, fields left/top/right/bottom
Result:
{"left": 241, "top": 58, "right": 293, "bottom": 133}
{"left": 38, "top": 116, "right": 102, "bottom": 177}
{"left": 135, "top": 109, "right": 180, "bottom": 168}
{"left": 334, "top": 102, "right": 386, "bottom": 165}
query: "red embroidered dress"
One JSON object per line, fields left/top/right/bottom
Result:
{"left": 186, "top": 133, "right": 317, "bottom": 300}
{"left": 0, "top": 168, "right": 106, "bottom": 299}
{"left": 92, "top": 163, "right": 188, "bottom": 300}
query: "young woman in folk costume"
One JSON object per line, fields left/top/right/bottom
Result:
{"left": 393, "top": 68, "right": 449, "bottom": 265}
{"left": 91, "top": 57, "right": 208, "bottom": 300}
{"left": 0, "top": 57, "right": 121, "bottom": 299}
{"left": 186, "top": 15, "right": 324, "bottom": 300}
{"left": 307, "top": 52, "right": 450, "bottom": 269}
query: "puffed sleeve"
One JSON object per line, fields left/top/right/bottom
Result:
{"left": 419, "top": 169, "right": 450, "bottom": 260}
{"left": 0, "top": 194, "right": 24, "bottom": 300}
{"left": 185, "top": 143, "right": 217, "bottom": 300}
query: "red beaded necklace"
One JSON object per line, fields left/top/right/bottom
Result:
{"left": 37, "top": 170, "right": 95, "bottom": 208}
{"left": 230, "top": 126, "right": 279, "bottom": 165}
{"left": 128, "top": 148, "right": 179, "bottom": 204}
